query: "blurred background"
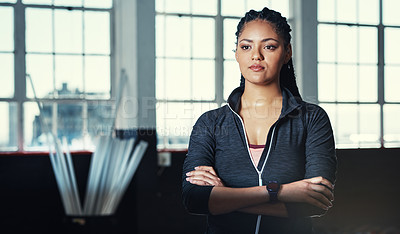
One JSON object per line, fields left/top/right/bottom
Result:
{"left": 0, "top": 0, "right": 399, "bottom": 233}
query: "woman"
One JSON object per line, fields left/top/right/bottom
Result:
{"left": 182, "top": 7, "right": 337, "bottom": 234}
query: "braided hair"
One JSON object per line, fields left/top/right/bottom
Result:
{"left": 236, "top": 7, "right": 301, "bottom": 99}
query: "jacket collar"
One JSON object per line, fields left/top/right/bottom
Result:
{"left": 227, "top": 86, "right": 302, "bottom": 119}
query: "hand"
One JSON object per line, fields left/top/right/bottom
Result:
{"left": 186, "top": 166, "right": 224, "bottom": 187}
{"left": 278, "top": 176, "right": 334, "bottom": 211}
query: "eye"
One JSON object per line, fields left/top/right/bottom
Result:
{"left": 265, "top": 45, "right": 277, "bottom": 50}
{"left": 240, "top": 45, "right": 251, "bottom": 50}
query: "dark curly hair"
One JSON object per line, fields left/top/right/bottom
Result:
{"left": 236, "top": 7, "right": 301, "bottom": 99}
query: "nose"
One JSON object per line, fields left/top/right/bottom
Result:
{"left": 251, "top": 47, "right": 264, "bottom": 61}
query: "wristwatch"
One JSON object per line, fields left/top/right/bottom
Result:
{"left": 267, "top": 181, "right": 280, "bottom": 202}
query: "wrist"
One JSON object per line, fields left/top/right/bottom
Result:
{"left": 266, "top": 181, "right": 281, "bottom": 203}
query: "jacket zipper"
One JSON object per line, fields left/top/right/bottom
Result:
{"left": 227, "top": 105, "right": 277, "bottom": 234}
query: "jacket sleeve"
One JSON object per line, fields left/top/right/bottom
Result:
{"left": 182, "top": 112, "right": 216, "bottom": 215}
{"left": 286, "top": 104, "right": 337, "bottom": 218}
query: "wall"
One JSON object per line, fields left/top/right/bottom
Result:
{"left": 2, "top": 144, "right": 399, "bottom": 233}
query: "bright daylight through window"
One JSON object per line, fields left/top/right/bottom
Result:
{"left": 317, "top": 0, "right": 400, "bottom": 148}
{"left": 155, "top": 0, "right": 289, "bottom": 149}
{"left": 0, "top": 0, "right": 113, "bottom": 152}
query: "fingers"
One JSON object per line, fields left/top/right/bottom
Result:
{"left": 307, "top": 176, "right": 334, "bottom": 191}
{"left": 186, "top": 174, "right": 220, "bottom": 186}
{"left": 309, "top": 183, "right": 334, "bottom": 202}
{"left": 195, "top": 166, "right": 217, "bottom": 176}
{"left": 187, "top": 169, "right": 221, "bottom": 182}
{"left": 307, "top": 187, "right": 333, "bottom": 209}
{"left": 306, "top": 195, "right": 331, "bottom": 211}
{"left": 188, "top": 179, "right": 212, "bottom": 186}
{"left": 186, "top": 166, "right": 223, "bottom": 186}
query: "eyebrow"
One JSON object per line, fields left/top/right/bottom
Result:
{"left": 239, "top": 38, "right": 279, "bottom": 43}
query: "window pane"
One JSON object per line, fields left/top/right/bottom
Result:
{"left": 337, "top": 64, "right": 357, "bottom": 102}
{"left": 222, "top": 0, "right": 245, "bottom": 17}
{"left": 22, "top": 0, "right": 50, "bottom": 4}
{"left": 383, "top": 0, "right": 400, "bottom": 25}
{"left": 224, "top": 18, "right": 239, "bottom": 60}
{"left": 0, "top": 0, "right": 16, "bottom": 3}
{"left": 0, "top": 102, "right": 17, "bottom": 151}
{"left": 164, "top": 0, "right": 190, "bottom": 14}
{"left": 24, "top": 102, "right": 53, "bottom": 150}
{"left": 26, "top": 8, "right": 53, "bottom": 53}
{"left": 165, "top": 59, "right": 190, "bottom": 100}
{"left": 192, "top": 18, "right": 215, "bottom": 58}
{"left": 156, "top": 58, "right": 166, "bottom": 99}
{"left": 156, "top": 0, "right": 164, "bottom": 12}
{"left": 26, "top": 54, "right": 54, "bottom": 98}
{"left": 55, "top": 55, "right": 83, "bottom": 95}
{"left": 0, "top": 53, "right": 14, "bottom": 98}
{"left": 359, "top": 65, "right": 377, "bottom": 102}
{"left": 156, "top": 15, "right": 165, "bottom": 57}
{"left": 84, "top": 11, "right": 110, "bottom": 54}
{"left": 84, "top": 0, "right": 112, "bottom": 8}
{"left": 318, "top": 0, "right": 335, "bottom": 22}
{"left": 156, "top": 102, "right": 218, "bottom": 149}
{"left": 192, "top": 59, "right": 215, "bottom": 100}
{"left": 246, "top": 0, "right": 268, "bottom": 12}
{"left": 54, "top": 9, "right": 83, "bottom": 54}
{"left": 192, "top": 0, "right": 217, "bottom": 15}
{"left": 165, "top": 16, "right": 190, "bottom": 58}
{"left": 359, "top": 27, "right": 377, "bottom": 64}
{"left": 156, "top": 102, "right": 193, "bottom": 148}
{"left": 54, "top": 0, "right": 82, "bottom": 7}
{"left": 385, "top": 28, "right": 400, "bottom": 64}
{"left": 385, "top": 65, "right": 400, "bottom": 102}
{"left": 0, "top": 7, "right": 13, "bottom": 52}
{"left": 359, "top": 0, "right": 379, "bottom": 25}
{"left": 269, "top": 0, "right": 289, "bottom": 18}
{"left": 87, "top": 101, "right": 114, "bottom": 149}
{"left": 318, "top": 24, "right": 336, "bottom": 63}
{"left": 318, "top": 63, "right": 336, "bottom": 102}
{"left": 84, "top": 56, "right": 110, "bottom": 98}
{"left": 384, "top": 104, "right": 400, "bottom": 147}
{"left": 337, "top": 0, "right": 356, "bottom": 23}
{"left": 337, "top": 25, "right": 357, "bottom": 63}
{"left": 224, "top": 60, "right": 241, "bottom": 100}
{"left": 336, "top": 104, "right": 358, "bottom": 148}
{"left": 57, "top": 103, "right": 83, "bottom": 150}
{"left": 358, "top": 104, "right": 380, "bottom": 148}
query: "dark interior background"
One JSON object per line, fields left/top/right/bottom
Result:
{"left": 1, "top": 130, "right": 399, "bottom": 234}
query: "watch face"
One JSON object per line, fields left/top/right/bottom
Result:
{"left": 268, "top": 182, "right": 279, "bottom": 191}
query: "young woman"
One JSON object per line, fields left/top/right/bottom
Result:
{"left": 182, "top": 7, "right": 337, "bottom": 234}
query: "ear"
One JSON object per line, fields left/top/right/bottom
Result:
{"left": 235, "top": 49, "right": 239, "bottom": 62}
{"left": 284, "top": 44, "right": 292, "bottom": 64}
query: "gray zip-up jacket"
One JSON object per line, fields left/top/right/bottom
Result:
{"left": 182, "top": 86, "right": 337, "bottom": 234}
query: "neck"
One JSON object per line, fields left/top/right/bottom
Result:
{"left": 241, "top": 81, "right": 282, "bottom": 108}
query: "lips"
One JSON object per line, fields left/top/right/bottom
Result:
{"left": 249, "top": 64, "right": 265, "bottom": 72}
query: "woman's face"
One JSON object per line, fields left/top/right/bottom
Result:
{"left": 235, "top": 20, "right": 291, "bottom": 86}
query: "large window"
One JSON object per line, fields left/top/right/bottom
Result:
{"left": 0, "top": 0, "right": 113, "bottom": 152}
{"left": 317, "top": 0, "right": 400, "bottom": 148}
{"left": 156, "top": 0, "right": 289, "bottom": 149}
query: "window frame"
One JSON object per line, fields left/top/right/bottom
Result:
{"left": 317, "top": 0, "right": 400, "bottom": 148}
{"left": 155, "top": 0, "right": 290, "bottom": 150}
{"left": 0, "top": 0, "right": 114, "bottom": 152}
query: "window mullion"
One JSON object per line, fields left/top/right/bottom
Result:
{"left": 215, "top": 0, "right": 224, "bottom": 106}
{"left": 14, "top": 0, "right": 26, "bottom": 151}
{"left": 378, "top": 0, "right": 385, "bottom": 147}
